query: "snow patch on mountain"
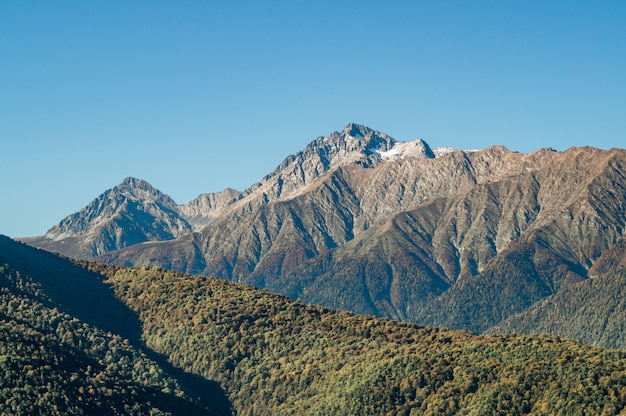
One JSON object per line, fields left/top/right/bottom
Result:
{"left": 433, "top": 147, "right": 456, "bottom": 156}
{"left": 369, "top": 139, "right": 434, "bottom": 160}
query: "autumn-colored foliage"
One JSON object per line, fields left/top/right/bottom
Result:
{"left": 3, "top": 235, "right": 626, "bottom": 415}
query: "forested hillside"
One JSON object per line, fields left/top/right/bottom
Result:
{"left": 98, "top": 265, "right": 626, "bottom": 415}
{"left": 5, "top": 234, "right": 626, "bottom": 415}
{"left": 0, "top": 236, "right": 228, "bottom": 415}
{"left": 488, "top": 267, "right": 626, "bottom": 350}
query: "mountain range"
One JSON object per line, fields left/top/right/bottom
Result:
{"left": 22, "top": 123, "right": 626, "bottom": 349}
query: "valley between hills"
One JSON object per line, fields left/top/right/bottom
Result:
{"left": 6, "top": 123, "right": 626, "bottom": 414}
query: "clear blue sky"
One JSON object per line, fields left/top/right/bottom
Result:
{"left": 1, "top": 1, "right": 625, "bottom": 238}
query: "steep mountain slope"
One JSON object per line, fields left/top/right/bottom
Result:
{"left": 486, "top": 240, "right": 626, "bottom": 349}
{"left": 412, "top": 148, "right": 626, "bottom": 333}
{"left": 487, "top": 266, "right": 626, "bottom": 350}
{"left": 99, "top": 138, "right": 626, "bottom": 337}
{"left": 5, "top": 235, "right": 626, "bottom": 415}
{"left": 266, "top": 146, "right": 626, "bottom": 329}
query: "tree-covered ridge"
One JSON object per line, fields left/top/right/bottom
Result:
{"left": 489, "top": 267, "right": 626, "bottom": 350}
{"left": 0, "top": 236, "right": 227, "bottom": 415}
{"left": 5, "top": 234, "right": 626, "bottom": 415}
{"left": 97, "top": 264, "right": 626, "bottom": 415}
{"left": 0, "top": 268, "right": 216, "bottom": 415}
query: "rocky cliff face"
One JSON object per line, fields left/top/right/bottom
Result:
{"left": 178, "top": 188, "right": 243, "bottom": 230}
{"left": 23, "top": 124, "right": 626, "bottom": 342}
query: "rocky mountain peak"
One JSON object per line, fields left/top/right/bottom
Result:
{"left": 38, "top": 177, "right": 192, "bottom": 256}
{"left": 332, "top": 122, "right": 396, "bottom": 153}
{"left": 242, "top": 124, "right": 397, "bottom": 202}
{"left": 286, "top": 123, "right": 394, "bottom": 171}
{"left": 119, "top": 176, "right": 152, "bottom": 191}
{"left": 211, "top": 124, "right": 439, "bottom": 216}
{"left": 121, "top": 176, "right": 146, "bottom": 187}
{"left": 341, "top": 122, "right": 372, "bottom": 139}
{"left": 335, "top": 123, "right": 435, "bottom": 160}
{"left": 115, "top": 177, "right": 175, "bottom": 206}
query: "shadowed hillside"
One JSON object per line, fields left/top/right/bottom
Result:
{"left": 8, "top": 229, "right": 626, "bottom": 414}
{"left": 92, "top": 264, "right": 626, "bottom": 415}
{"left": 0, "top": 235, "right": 230, "bottom": 415}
